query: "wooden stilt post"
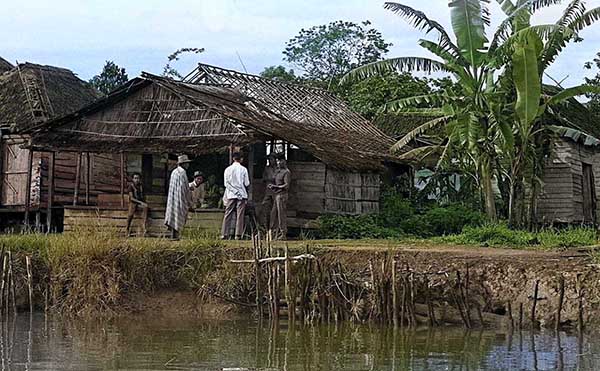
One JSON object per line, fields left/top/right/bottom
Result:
{"left": 85, "top": 152, "right": 90, "bottom": 205}
{"left": 46, "top": 152, "right": 55, "bottom": 233}
{"left": 24, "top": 149, "right": 33, "bottom": 226}
{"left": 73, "top": 152, "right": 81, "bottom": 206}
{"left": 120, "top": 152, "right": 125, "bottom": 208}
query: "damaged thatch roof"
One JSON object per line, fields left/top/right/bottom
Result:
{"left": 0, "top": 63, "right": 99, "bottom": 132}
{"left": 0, "top": 57, "right": 13, "bottom": 74}
{"left": 29, "top": 68, "right": 402, "bottom": 171}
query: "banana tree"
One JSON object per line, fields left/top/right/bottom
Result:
{"left": 499, "top": 0, "right": 600, "bottom": 226}
{"left": 342, "top": 0, "right": 600, "bottom": 222}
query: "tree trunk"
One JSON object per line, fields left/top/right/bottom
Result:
{"left": 481, "top": 161, "right": 497, "bottom": 222}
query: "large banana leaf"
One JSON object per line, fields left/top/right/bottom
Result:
{"left": 547, "top": 85, "right": 600, "bottom": 105}
{"left": 448, "top": 0, "right": 489, "bottom": 66}
{"left": 512, "top": 32, "right": 542, "bottom": 128}
{"left": 381, "top": 92, "right": 453, "bottom": 111}
{"left": 384, "top": 2, "right": 460, "bottom": 56}
{"left": 340, "top": 57, "right": 448, "bottom": 84}
{"left": 570, "top": 7, "right": 600, "bottom": 32}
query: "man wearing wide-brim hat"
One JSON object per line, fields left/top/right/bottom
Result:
{"left": 165, "top": 154, "right": 192, "bottom": 240}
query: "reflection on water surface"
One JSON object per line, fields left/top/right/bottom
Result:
{"left": 0, "top": 313, "right": 597, "bottom": 370}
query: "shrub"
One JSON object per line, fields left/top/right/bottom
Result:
{"left": 379, "top": 191, "right": 414, "bottom": 228}
{"left": 318, "top": 214, "right": 401, "bottom": 239}
{"left": 403, "top": 204, "right": 486, "bottom": 237}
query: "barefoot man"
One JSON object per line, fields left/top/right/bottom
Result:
{"left": 165, "top": 155, "right": 192, "bottom": 240}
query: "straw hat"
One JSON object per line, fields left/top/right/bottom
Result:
{"left": 178, "top": 154, "right": 191, "bottom": 164}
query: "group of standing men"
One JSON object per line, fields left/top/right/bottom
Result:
{"left": 158, "top": 151, "right": 291, "bottom": 240}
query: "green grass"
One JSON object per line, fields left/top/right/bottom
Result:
{"left": 438, "top": 223, "right": 598, "bottom": 249}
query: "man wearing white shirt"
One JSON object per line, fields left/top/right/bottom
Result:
{"left": 221, "top": 152, "right": 250, "bottom": 239}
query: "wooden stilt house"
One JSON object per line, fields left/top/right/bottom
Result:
{"left": 0, "top": 61, "right": 99, "bottom": 230}
{"left": 27, "top": 64, "right": 406, "bottom": 236}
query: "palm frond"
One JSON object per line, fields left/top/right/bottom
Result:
{"left": 391, "top": 116, "right": 451, "bottom": 153}
{"left": 384, "top": 2, "right": 460, "bottom": 55}
{"left": 341, "top": 57, "right": 448, "bottom": 84}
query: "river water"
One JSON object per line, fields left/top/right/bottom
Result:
{"left": 0, "top": 313, "right": 599, "bottom": 370}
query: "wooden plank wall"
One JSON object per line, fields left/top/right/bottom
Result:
{"left": 0, "top": 135, "right": 42, "bottom": 209}
{"left": 287, "top": 162, "right": 326, "bottom": 218}
{"left": 39, "top": 152, "right": 121, "bottom": 207}
{"left": 325, "top": 168, "right": 380, "bottom": 215}
{"left": 63, "top": 207, "right": 224, "bottom": 237}
{"left": 538, "top": 139, "right": 600, "bottom": 224}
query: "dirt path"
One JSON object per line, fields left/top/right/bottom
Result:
{"left": 224, "top": 239, "right": 594, "bottom": 262}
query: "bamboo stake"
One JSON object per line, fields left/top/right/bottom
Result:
{"left": 519, "top": 303, "right": 524, "bottom": 330}
{"left": 26, "top": 256, "right": 32, "bottom": 314}
{"left": 531, "top": 280, "right": 539, "bottom": 327}
{"left": 400, "top": 274, "right": 406, "bottom": 328}
{"left": 577, "top": 274, "right": 584, "bottom": 332}
{"left": 8, "top": 252, "right": 15, "bottom": 315}
{"left": 284, "top": 244, "right": 294, "bottom": 323}
{"left": 555, "top": 275, "right": 565, "bottom": 332}
{"left": 409, "top": 272, "right": 416, "bottom": 327}
{"left": 0, "top": 249, "right": 5, "bottom": 314}
{"left": 254, "top": 234, "right": 263, "bottom": 319}
{"left": 508, "top": 301, "right": 514, "bottom": 329}
{"left": 392, "top": 259, "right": 398, "bottom": 329}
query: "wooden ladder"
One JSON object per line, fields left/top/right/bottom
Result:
{"left": 17, "top": 64, "right": 54, "bottom": 122}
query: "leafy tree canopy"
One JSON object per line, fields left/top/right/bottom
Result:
{"left": 584, "top": 53, "right": 600, "bottom": 115}
{"left": 89, "top": 61, "right": 128, "bottom": 95}
{"left": 284, "top": 20, "right": 391, "bottom": 84}
{"left": 260, "top": 65, "right": 298, "bottom": 83}
{"left": 338, "top": 72, "right": 434, "bottom": 119}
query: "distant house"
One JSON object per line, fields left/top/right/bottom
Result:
{"left": 0, "top": 61, "right": 99, "bottom": 228}
{"left": 27, "top": 64, "right": 406, "bottom": 236}
{"left": 375, "top": 93, "right": 600, "bottom": 225}
{"left": 537, "top": 99, "right": 600, "bottom": 225}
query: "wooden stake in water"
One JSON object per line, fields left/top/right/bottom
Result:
{"left": 555, "top": 275, "right": 565, "bottom": 332}
{"left": 391, "top": 259, "right": 398, "bottom": 329}
{"left": 531, "top": 280, "right": 539, "bottom": 327}
{"left": 284, "top": 243, "right": 294, "bottom": 323}
{"left": 26, "top": 256, "right": 33, "bottom": 314}
{"left": 8, "top": 251, "right": 16, "bottom": 315}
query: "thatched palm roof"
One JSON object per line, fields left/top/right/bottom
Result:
{"left": 0, "top": 63, "right": 99, "bottom": 132}
{"left": 29, "top": 69, "right": 402, "bottom": 171}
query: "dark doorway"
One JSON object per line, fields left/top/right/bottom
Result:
{"left": 582, "top": 163, "right": 596, "bottom": 223}
{"left": 142, "top": 154, "right": 154, "bottom": 192}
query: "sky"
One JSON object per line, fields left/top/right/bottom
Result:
{"left": 2, "top": 0, "right": 600, "bottom": 86}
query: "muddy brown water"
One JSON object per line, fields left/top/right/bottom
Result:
{"left": 0, "top": 313, "right": 598, "bottom": 370}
